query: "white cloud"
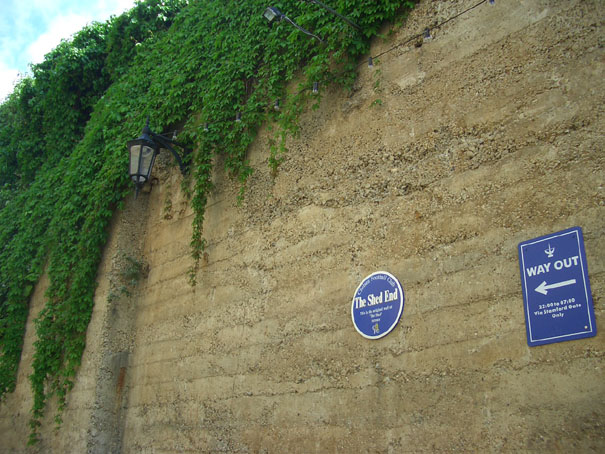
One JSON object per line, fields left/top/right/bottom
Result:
{"left": 1, "top": 0, "right": 137, "bottom": 101}
{"left": 26, "top": 13, "right": 93, "bottom": 65}
{"left": 0, "top": 62, "right": 20, "bottom": 102}
{"left": 97, "top": 0, "right": 138, "bottom": 17}
{"left": 26, "top": 0, "right": 137, "bottom": 66}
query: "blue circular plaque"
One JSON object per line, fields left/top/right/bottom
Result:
{"left": 351, "top": 271, "right": 404, "bottom": 339}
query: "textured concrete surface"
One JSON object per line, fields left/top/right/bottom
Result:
{"left": 1, "top": 0, "right": 603, "bottom": 452}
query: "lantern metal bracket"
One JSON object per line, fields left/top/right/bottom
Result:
{"left": 148, "top": 130, "right": 190, "bottom": 176}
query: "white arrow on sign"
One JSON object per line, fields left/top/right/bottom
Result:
{"left": 535, "top": 279, "right": 577, "bottom": 295}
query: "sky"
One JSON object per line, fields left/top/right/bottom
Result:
{"left": 0, "top": 0, "right": 137, "bottom": 102}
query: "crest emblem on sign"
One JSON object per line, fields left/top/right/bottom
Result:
{"left": 544, "top": 244, "right": 555, "bottom": 258}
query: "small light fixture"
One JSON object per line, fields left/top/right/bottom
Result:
{"left": 368, "top": 57, "right": 374, "bottom": 68}
{"left": 312, "top": 82, "right": 319, "bottom": 94}
{"left": 203, "top": 122, "right": 209, "bottom": 132}
{"left": 264, "top": 5, "right": 324, "bottom": 43}
{"left": 489, "top": 0, "right": 495, "bottom": 4}
{"left": 263, "top": 6, "right": 283, "bottom": 23}
{"left": 127, "top": 118, "right": 190, "bottom": 196}
{"left": 274, "top": 99, "right": 280, "bottom": 111}
{"left": 423, "top": 28, "right": 432, "bottom": 41}
{"left": 235, "top": 111, "right": 242, "bottom": 122}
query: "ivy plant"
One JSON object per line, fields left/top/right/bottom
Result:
{"left": 0, "top": 0, "right": 416, "bottom": 444}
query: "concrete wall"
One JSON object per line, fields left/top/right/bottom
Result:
{"left": 1, "top": 0, "right": 604, "bottom": 452}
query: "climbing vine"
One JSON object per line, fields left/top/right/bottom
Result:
{"left": 0, "top": 0, "right": 416, "bottom": 444}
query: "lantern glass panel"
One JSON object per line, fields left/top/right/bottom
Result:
{"left": 129, "top": 143, "right": 156, "bottom": 183}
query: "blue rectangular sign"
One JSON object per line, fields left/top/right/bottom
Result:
{"left": 518, "top": 227, "right": 596, "bottom": 347}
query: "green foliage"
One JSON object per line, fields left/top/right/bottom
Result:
{"left": 0, "top": 0, "right": 416, "bottom": 445}
{"left": 107, "top": 255, "right": 147, "bottom": 303}
{"left": 105, "top": 0, "right": 187, "bottom": 81}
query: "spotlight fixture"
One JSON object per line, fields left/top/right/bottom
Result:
{"left": 274, "top": 99, "right": 280, "bottom": 111}
{"left": 489, "top": 0, "right": 495, "bottom": 4}
{"left": 235, "top": 111, "right": 242, "bottom": 122}
{"left": 368, "top": 57, "right": 374, "bottom": 68}
{"left": 203, "top": 123, "right": 209, "bottom": 132}
{"left": 423, "top": 28, "right": 432, "bottom": 41}
{"left": 312, "top": 82, "right": 319, "bottom": 94}
{"left": 263, "top": 6, "right": 324, "bottom": 43}
{"left": 263, "top": 6, "right": 282, "bottom": 23}
{"left": 127, "top": 118, "right": 190, "bottom": 196}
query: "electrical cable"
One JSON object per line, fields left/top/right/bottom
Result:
{"left": 202, "top": 0, "right": 493, "bottom": 129}
{"left": 283, "top": 15, "right": 324, "bottom": 43}
{"left": 367, "top": 0, "right": 488, "bottom": 65}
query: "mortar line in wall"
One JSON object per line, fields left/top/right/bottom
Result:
{"left": 195, "top": 201, "right": 324, "bottom": 253}
{"left": 125, "top": 365, "right": 498, "bottom": 400}
{"left": 136, "top": 295, "right": 195, "bottom": 311}
{"left": 189, "top": 225, "right": 257, "bottom": 258}
{"left": 124, "top": 346, "right": 569, "bottom": 406}
{"left": 143, "top": 263, "right": 193, "bottom": 282}
{"left": 149, "top": 196, "right": 226, "bottom": 225}
{"left": 147, "top": 198, "right": 227, "bottom": 230}
{"left": 145, "top": 247, "right": 191, "bottom": 263}
{"left": 130, "top": 306, "right": 352, "bottom": 346}
{"left": 130, "top": 320, "right": 511, "bottom": 354}
{"left": 192, "top": 211, "right": 558, "bottom": 272}
{"left": 206, "top": 197, "right": 227, "bottom": 209}
{"left": 125, "top": 376, "right": 438, "bottom": 401}
{"left": 133, "top": 281, "right": 522, "bottom": 335}
{"left": 139, "top": 262, "right": 521, "bottom": 309}
{"left": 124, "top": 362, "right": 493, "bottom": 397}
{"left": 198, "top": 213, "right": 519, "bottom": 271}
{"left": 409, "top": 290, "right": 522, "bottom": 316}
{"left": 125, "top": 319, "right": 527, "bottom": 375}
{"left": 197, "top": 245, "right": 347, "bottom": 269}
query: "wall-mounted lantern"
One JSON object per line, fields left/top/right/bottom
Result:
{"left": 127, "top": 118, "right": 190, "bottom": 196}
